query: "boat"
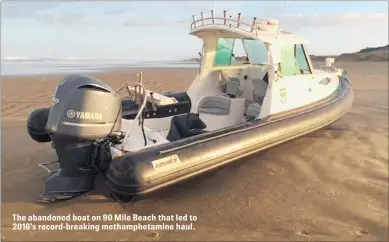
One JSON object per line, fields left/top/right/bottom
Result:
{"left": 26, "top": 10, "right": 354, "bottom": 202}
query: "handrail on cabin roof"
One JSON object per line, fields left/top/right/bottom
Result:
{"left": 190, "top": 10, "right": 261, "bottom": 36}
{"left": 190, "top": 17, "right": 260, "bottom": 36}
{"left": 189, "top": 10, "right": 308, "bottom": 44}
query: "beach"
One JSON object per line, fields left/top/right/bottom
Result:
{"left": 1, "top": 62, "right": 388, "bottom": 241}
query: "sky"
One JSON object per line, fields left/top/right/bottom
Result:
{"left": 1, "top": 0, "right": 388, "bottom": 61}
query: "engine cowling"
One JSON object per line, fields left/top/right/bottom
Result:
{"left": 46, "top": 74, "right": 122, "bottom": 140}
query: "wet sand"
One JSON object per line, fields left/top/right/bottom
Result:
{"left": 1, "top": 62, "right": 388, "bottom": 241}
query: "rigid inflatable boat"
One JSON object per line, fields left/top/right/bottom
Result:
{"left": 27, "top": 11, "right": 354, "bottom": 202}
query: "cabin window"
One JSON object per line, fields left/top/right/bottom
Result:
{"left": 198, "top": 44, "right": 205, "bottom": 73}
{"left": 280, "top": 44, "right": 300, "bottom": 76}
{"left": 280, "top": 44, "right": 311, "bottom": 76}
{"left": 295, "top": 44, "right": 311, "bottom": 74}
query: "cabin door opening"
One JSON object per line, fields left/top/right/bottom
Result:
{"left": 271, "top": 43, "right": 314, "bottom": 114}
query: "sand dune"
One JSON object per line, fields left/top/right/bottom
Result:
{"left": 310, "top": 45, "right": 389, "bottom": 62}
{"left": 1, "top": 62, "right": 388, "bottom": 241}
{"left": 338, "top": 45, "right": 389, "bottom": 62}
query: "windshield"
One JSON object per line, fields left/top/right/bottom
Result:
{"left": 214, "top": 38, "right": 235, "bottom": 66}
{"left": 213, "top": 38, "right": 268, "bottom": 67}
{"left": 243, "top": 39, "right": 268, "bottom": 65}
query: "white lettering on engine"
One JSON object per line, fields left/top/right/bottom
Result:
{"left": 66, "top": 109, "right": 102, "bottom": 120}
{"left": 76, "top": 111, "right": 103, "bottom": 120}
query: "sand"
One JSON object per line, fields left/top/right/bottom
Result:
{"left": 1, "top": 62, "right": 388, "bottom": 241}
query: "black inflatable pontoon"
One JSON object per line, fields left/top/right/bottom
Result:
{"left": 106, "top": 76, "right": 354, "bottom": 200}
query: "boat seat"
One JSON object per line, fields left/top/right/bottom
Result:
{"left": 221, "top": 78, "right": 243, "bottom": 98}
{"left": 198, "top": 96, "right": 246, "bottom": 131}
{"left": 245, "top": 102, "right": 262, "bottom": 121}
{"left": 246, "top": 66, "right": 268, "bottom": 103}
{"left": 225, "top": 78, "right": 243, "bottom": 98}
{"left": 252, "top": 78, "right": 268, "bottom": 104}
{"left": 198, "top": 96, "right": 231, "bottom": 115}
{"left": 166, "top": 113, "right": 207, "bottom": 142}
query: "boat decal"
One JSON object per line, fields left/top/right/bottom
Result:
{"left": 152, "top": 154, "right": 181, "bottom": 173}
{"left": 279, "top": 88, "right": 287, "bottom": 103}
{"left": 51, "top": 98, "right": 59, "bottom": 106}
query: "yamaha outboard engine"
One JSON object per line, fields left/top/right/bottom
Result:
{"left": 38, "top": 74, "right": 122, "bottom": 201}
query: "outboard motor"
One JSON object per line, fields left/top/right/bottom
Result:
{"left": 35, "top": 74, "right": 122, "bottom": 201}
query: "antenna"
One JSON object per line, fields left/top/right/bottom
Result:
{"left": 277, "top": 0, "right": 288, "bottom": 38}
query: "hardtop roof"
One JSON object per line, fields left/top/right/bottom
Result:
{"left": 189, "top": 11, "right": 309, "bottom": 45}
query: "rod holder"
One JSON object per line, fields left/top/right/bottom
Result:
{"left": 192, "top": 15, "right": 196, "bottom": 28}
{"left": 229, "top": 15, "right": 232, "bottom": 27}
{"left": 201, "top": 12, "right": 205, "bottom": 25}
{"left": 250, "top": 17, "right": 257, "bottom": 32}
{"left": 237, "top": 13, "right": 241, "bottom": 27}
{"left": 137, "top": 72, "right": 143, "bottom": 85}
{"left": 211, "top": 10, "right": 215, "bottom": 24}
{"left": 223, "top": 10, "right": 227, "bottom": 25}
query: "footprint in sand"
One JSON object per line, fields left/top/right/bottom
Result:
{"left": 354, "top": 229, "right": 369, "bottom": 236}
{"left": 298, "top": 229, "right": 311, "bottom": 236}
{"left": 148, "top": 232, "right": 161, "bottom": 238}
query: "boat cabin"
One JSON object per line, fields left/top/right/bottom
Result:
{"left": 186, "top": 11, "right": 340, "bottom": 131}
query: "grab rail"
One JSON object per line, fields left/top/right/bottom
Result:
{"left": 190, "top": 10, "right": 260, "bottom": 36}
